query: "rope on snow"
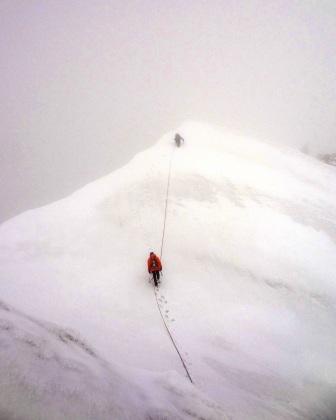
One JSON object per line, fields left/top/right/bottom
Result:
{"left": 160, "top": 148, "right": 174, "bottom": 258}
{"left": 153, "top": 146, "right": 194, "bottom": 384}
{"left": 153, "top": 286, "right": 193, "bottom": 383}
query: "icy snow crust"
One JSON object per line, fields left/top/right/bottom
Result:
{"left": 1, "top": 122, "right": 336, "bottom": 419}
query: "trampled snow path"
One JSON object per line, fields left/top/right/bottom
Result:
{"left": 153, "top": 284, "right": 193, "bottom": 384}
{"left": 1, "top": 122, "right": 336, "bottom": 419}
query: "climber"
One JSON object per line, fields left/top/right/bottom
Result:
{"left": 174, "top": 133, "right": 184, "bottom": 147}
{"left": 147, "top": 251, "right": 162, "bottom": 287}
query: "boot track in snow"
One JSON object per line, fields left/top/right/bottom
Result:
{"left": 153, "top": 145, "right": 194, "bottom": 384}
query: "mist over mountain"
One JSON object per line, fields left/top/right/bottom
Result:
{"left": 0, "top": 123, "right": 336, "bottom": 419}
{"left": 1, "top": 1, "right": 336, "bottom": 223}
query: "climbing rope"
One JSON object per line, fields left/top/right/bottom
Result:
{"left": 160, "top": 148, "right": 174, "bottom": 258}
{"left": 153, "top": 146, "right": 194, "bottom": 384}
{"left": 153, "top": 286, "right": 193, "bottom": 383}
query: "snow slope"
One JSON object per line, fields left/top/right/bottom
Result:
{"left": 1, "top": 122, "right": 336, "bottom": 419}
{"left": 0, "top": 300, "right": 226, "bottom": 420}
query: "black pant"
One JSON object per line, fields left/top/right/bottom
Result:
{"left": 152, "top": 271, "right": 160, "bottom": 286}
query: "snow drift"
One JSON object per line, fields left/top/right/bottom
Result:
{"left": 0, "top": 122, "right": 336, "bottom": 419}
{"left": 0, "top": 299, "right": 226, "bottom": 420}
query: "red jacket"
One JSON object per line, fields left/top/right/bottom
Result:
{"left": 147, "top": 254, "right": 162, "bottom": 273}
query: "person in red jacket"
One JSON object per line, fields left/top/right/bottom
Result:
{"left": 147, "top": 251, "right": 162, "bottom": 287}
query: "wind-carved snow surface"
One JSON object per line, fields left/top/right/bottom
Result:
{"left": 0, "top": 122, "right": 336, "bottom": 419}
{"left": 0, "top": 300, "right": 225, "bottom": 420}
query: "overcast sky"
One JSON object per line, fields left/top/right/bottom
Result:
{"left": 1, "top": 0, "right": 336, "bottom": 223}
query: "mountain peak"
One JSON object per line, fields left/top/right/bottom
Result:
{"left": 1, "top": 123, "right": 336, "bottom": 418}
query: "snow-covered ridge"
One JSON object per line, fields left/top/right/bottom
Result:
{"left": 0, "top": 122, "right": 336, "bottom": 419}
